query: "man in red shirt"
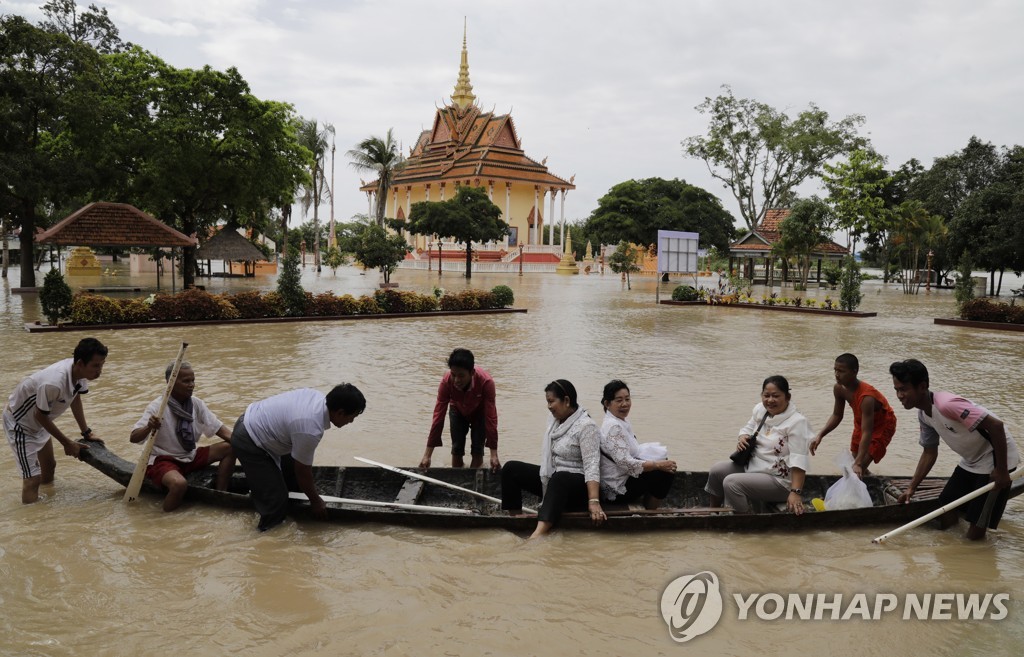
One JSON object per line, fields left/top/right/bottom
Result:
{"left": 420, "top": 348, "right": 500, "bottom": 472}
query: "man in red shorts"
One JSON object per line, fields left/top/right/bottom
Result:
{"left": 811, "top": 353, "right": 897, "bottom": 477}
{"left": 130, "top": 361, "right": 233, "bottom": 511}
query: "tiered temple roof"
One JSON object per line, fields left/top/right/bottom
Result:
{"left": 360, "top": 27, "right": 574, "bottom": 195}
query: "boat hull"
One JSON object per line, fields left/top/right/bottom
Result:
{"left": 79, "top": 442, "right": 1023, "bottom": 531}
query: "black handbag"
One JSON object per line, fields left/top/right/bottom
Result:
{"left": 729, "top": 413, "right": 770, "bottom": 468}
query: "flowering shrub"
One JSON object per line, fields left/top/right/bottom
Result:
{"left": 357, "top": 295, "right": 384, "bottom": 314}
{"left": 150, "top": 289, "right": 239, "bottom": 322}
{"left": 671, "top": 285, "right": 699, "bottom": 301}
{"left": 69, "top": 293, "right": 124, "bottom": 325}
{"left": 373, "top": 289, "right": 438, "bottom": 313}
{"left": 119, "top": 299, "right": 152, "bottom": 324}
{"left": 58, "top": 285, "right": 512, "bottom": 326}
{"left": 491, "top": 285, "right": 515, "bottom": 308}
{"left": 440, "top": 289, "right": 497, "bottom": 311}
{"left": 228, "top": 290, "right": 284, "bottom": 319}
{"left": 961, "top": 298, "right": 1024, "bottom": 324}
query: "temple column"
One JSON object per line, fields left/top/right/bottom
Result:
{"left": 367, "top": 191, "right": 373, "bottom": 218}
{"left": 504, "top": 182, "right": 512, "bottom": 248}
{"left": 533, "top": 186, "right": 540, "bottom": 245}
{"left": 560, "top": 188, "right": 567, "bottom": 246}
{"left": 548, "top": 187, "right": 556, "bottom": 245}
{"left": 392, "top": 188, "right": 398, "bottom": 222}
{"left": 488, "top": 180, "right": 494, "bottom": 202}
{"left": 440, "top": 182, "right": 446, "bottom": 201}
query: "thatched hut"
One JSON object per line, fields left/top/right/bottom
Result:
{"left": 194, "top": 227, "right": 270, "bottom": 277}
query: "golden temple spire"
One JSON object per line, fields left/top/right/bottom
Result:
{"left": 451, "top": 18, "right": 476, "bottom": 110}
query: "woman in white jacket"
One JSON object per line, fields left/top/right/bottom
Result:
{"left": 705, "top": 375, "right": 814, "bottom": 515}
{"left": 599, "top": 380, "right": 677, "bottom": 509}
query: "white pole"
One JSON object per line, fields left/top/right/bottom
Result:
{"left": 872, "top": 468, "right": 1024, "bottom": 544}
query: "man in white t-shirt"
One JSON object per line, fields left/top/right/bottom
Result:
{"left": 231, "top": 384, "right": 366, "bottom": 531}
{"left": 130, "top": 361, "right": 234, "bottom": 511}
{"left": 891, "top": 359, "right": 1020, "bottom": 540}
{"left": 4, "top": 338, "right": 107, "bottom": 503}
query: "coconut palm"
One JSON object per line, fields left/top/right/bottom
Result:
{"left": 296, "top": 119, "right": 335, "bottom": 271}
{"left": 893, "top": 200, "right": 945, "bottom": 294}
{"left": 347, "top": 128, "right": 405, "bottom": 227}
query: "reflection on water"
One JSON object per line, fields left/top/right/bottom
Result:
{"left": 1, "top": 265, "right": 1023, "bottom": 656}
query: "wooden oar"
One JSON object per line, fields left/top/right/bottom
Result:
{"left": 354, "top": 456, "right": 537, "bottom": 514}
{"left": 124, "top": 342, "right": 188, "bottom": 503}
{"left": 872, "top": 467, "right": 1024, "bottom": 544}
{"left": 287, "top": 492, "right": 472, "bottom": 514}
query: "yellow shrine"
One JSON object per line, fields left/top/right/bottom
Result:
{"left": 359, "top": 26, "right": 575, "bottom": 255}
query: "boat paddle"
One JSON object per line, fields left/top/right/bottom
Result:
{"left": 123, "top": 342, "right": 188, "bottom": 503}
{"left": 354, "top": 456, "right": 537, "bottom": 514}
{"left": 872, "top": 467, "right": 1024, "bottom": 544}
{"left": 287, "top": 492, "right": 473, "bottom": 514}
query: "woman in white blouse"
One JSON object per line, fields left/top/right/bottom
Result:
{"left": 501, "top": 379, "right": 605, "bottom": 538}
{"left": 599, "top": 380, "right": 677, "bottom": 509}
{"left": 705, "top": 375, "right": 813, "bottom": 515}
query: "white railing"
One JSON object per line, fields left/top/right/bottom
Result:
{"left": 398, "top": 260, "right": 558, "bottom": 273}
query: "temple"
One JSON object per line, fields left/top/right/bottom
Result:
{"left": 359, "top": 25, "right": 575, "bottom": 261}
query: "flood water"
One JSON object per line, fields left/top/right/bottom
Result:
{"left": 2, "top": 263, "right": 1023, "bottom": 656}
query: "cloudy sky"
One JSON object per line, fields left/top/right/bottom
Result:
{"left": 7, "top": 0, "right": 1024, "bottom": 229}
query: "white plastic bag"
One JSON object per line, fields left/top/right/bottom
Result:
{"left": 636, "top": 442, "right": 668, "bottom": 461}
{"left": 824, "top": 452, "right": 873, "bottom": 510}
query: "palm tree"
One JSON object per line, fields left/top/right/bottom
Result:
{"left": 296, "top": 119, "right": 335, "bottom": 271}
{"left": 347, "top": 128, "right": 405, "bottom": 227}
{"left": 893, "top": 200, "right": 944, "bottom": 294}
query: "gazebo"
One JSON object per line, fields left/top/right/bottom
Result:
{"left": 728, "top": 209, "right": 848, "bottom": 286}
{"left": 194, "top": 226, "right": 269, "bottom": 277}
{"left": 36, "top": 201, "right": 196, "bottom": 290}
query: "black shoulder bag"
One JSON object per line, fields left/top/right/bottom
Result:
{"left": 729, "top": 413, "right": 770, "bottom": 468}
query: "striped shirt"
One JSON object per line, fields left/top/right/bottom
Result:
{"left": 5, "top": 359, "right": 89, "bottom": 434}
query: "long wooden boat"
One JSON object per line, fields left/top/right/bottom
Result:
{"left": 80, "top": 442, "right": 1024, "bottom": 531}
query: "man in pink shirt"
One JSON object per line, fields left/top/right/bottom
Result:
{"left": 420, "top": 348, "right": 500, "bottom": 472}
{"left": 891, "top": 359, "right": 1020, "bottom": 540}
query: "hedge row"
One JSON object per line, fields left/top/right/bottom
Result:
{"left": 66, "top": 285, "right": 515, "bottom": 326}
{"left": 960, "top": 298, "right": 1024, "bottom": 324}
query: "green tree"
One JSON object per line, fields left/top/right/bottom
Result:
{"left": 583, "top": 178, "right": 736, "bottom": 252}
{"left": 407, "top": 187, "right": 508, "bottom": 279}
{"left": 40, "top": 0, "right": 122, "bottom": 53}
{"left": 954, "top": 251, "right": 975, "bottom": 313}
{"left": 354, "top": 224, "right": 410, "bottom": 285}
{"left": 608, "top": 240, "right": 642, "bottom": 290}
{"left": 682, "top": 85, "right": 864, "bottom": 231}
{"left": 295, "top": 118, "right": 334, "bottom": 272}
{"left": 276, "top": 234, "right": 305, "bottom": 316}
{"left": 838, "top": 256, "right": 863, "bottom": 312}
{"left": 822, "top": 148, "right": 891, "bottom": 254}
{"left": 892, "top": 200, "right": 944, "bottom": 294}
{"left": 39, "top": 268, "right": 73, "bottom": 324}
{"left": 134, "top": 64, "right": 310, "bottom": 288}
{"left": 347, "top": 128, "right": 405, "bottom": 226}
{"left": 0, "top": 14, "right": 101, "bottom": 286}
{"left": 323, "top": 246, "right": 344, "bottom": 274}
{"left": 773, "top": 198, "right": 833, "bottom": 291}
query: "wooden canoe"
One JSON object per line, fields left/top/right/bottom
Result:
{"left": 79, "top": 441, "right": 1024, "bottom": 531}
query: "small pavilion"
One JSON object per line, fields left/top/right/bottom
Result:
{"left": 36, "top": 201, "right": 196, "bottom": 289}
{"left": 194, "top": 226, "right": 270, "bottom": 277}
{"left": 728, "top": 209, "right": 848, "bottom": 285}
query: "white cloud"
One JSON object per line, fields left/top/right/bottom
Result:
{"left": 7, "top": 0, "right": 1024, "bottom": 226}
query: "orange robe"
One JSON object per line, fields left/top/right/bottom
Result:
{"left": 850, "top": 382, "right": 897, "bottom": 463}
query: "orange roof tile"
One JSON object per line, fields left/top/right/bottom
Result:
{"left": 36, "top": 202, "right": 197, "bottom": 248}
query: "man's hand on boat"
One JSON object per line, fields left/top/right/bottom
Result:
{"left": 309, "top": 495, "right": 328, "bottom": 520}
{"left": 66, "top": 432, "right": 103, "bottom": 459}
{"left": 489, "top": 451, "right": 501, "bottom": 474}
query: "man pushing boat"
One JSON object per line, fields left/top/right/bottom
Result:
{"left": 4, "top": 338, "right": 107, "bottom": 503}
{"left": 231, "top": 384, "right": 366, "bottom": 531}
